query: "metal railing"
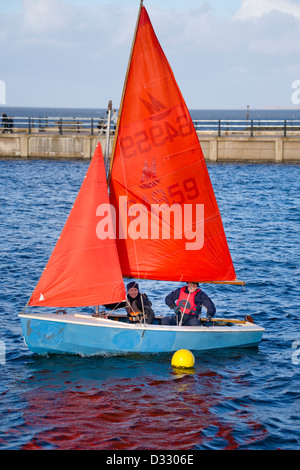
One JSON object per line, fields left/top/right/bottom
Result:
{"left": 193, "top": 119, "right": 300, "bottom": 137}
{"left": 0, "top": 116, "right": 111, "bottom": 135}
{"left": 1, "top": 116, "right": 300, "bottom": 137}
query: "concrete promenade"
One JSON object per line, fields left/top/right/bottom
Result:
{"left": 0, "top": 132, "right": 300, "bottom": 163}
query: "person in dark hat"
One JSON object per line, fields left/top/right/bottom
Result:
{"left": 103, "top": 281, "right": 155, "bottom": 324}
{"left": 125, "top": 281, "right": 155, "bottom": 324}
{"left": 161, "top": 282, "right": 215, "bottom": 326}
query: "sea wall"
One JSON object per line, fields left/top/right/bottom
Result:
{"left": 199, "top": 136, "right": 300, "bottom": 163}
{"left": 0, "top": 133, "right": 300, "bottom": 162}
{"left": 0, "top": 134, "right": 104, "bottom": 159}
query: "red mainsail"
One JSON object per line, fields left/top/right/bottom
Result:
{"left": 29, "top": 143, "right": 126, "bottom": 307}
{"left": 109, "top": 5, "right": 239, "bottom": 283}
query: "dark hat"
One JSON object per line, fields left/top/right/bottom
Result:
{"left": 187, "top": 281, "right": 199, "bottom": 286}
{"left": 127, "top": 281, "right": 139, "bottom": 291}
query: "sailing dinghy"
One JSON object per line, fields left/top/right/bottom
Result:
{"left": 19, "top": 2, "right": 264, "bottom": 355}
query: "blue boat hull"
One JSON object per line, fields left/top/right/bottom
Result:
{"left": 19, "top": 313, "right": 264, "bottom": 356}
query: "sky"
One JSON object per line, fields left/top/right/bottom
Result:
{"left": 0, "top": 0, "right": 300, "bottom": 109}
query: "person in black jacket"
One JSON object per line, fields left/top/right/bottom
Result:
{"left": 125, "top": 281, "right": 155, "bottom": 324}
{"left": 104, "top": 281, "right": 155, "bottom": 324}
{"left": 161, "top": 282, "right": 215, "bottom": 326}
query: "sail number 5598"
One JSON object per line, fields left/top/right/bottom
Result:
{"left": 119, "top": 115, "right": 193, "bottom": 159}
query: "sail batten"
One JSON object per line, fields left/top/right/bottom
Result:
{"left": 109, "top": 5, "right": 239, "bottom": 284}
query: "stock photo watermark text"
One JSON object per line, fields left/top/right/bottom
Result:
{"left": 96, "top": 197, "right": 204, "bottom": 251}
{"left": 0, "top": 341, "right": 6, "bottom": 365}
{"left": 291, "top": 80, "right": 300, "bottom": 105}
{"left": 292, "top": 340, "right": 300, "bottom": 365}
{"left": 0, "top": 80, "right": 6, "bottom": 105}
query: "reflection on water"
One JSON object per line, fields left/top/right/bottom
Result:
{"left": 1, "top": 351, "right": 267, "bottom": 450}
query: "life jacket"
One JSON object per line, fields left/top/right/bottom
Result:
{"left": 128, "top": 311, "right": 142, "bottom": 322}
{"left": 176, "top": 287, "right": 201, "bottom": 315}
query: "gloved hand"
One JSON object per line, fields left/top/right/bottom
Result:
{"left": 173, "top": 306, "right": 182, "bottom": 316}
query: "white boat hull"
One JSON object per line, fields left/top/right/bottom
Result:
{"left": 19, "top": 312, "right": 264, "bottom": 356}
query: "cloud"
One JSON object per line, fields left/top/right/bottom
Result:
{"left": 235, "top": 0, "right": 300, "bottom": 20}
{"left": 1, "top": 0, "right": 300, "bottom": 108}
{"left": 246, "top": 13, "right": 300, "bottom": 55}
{"left": 147, "top": 1, "right": 300, "bottom": 58}
{"left": 232, "top": 1, "right": 300, "bottom": 56}
{"left": 21, "top": 0, "right": 71, "bottom": 35}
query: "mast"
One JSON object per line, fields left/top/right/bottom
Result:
{"left": 104, "top": 100, "right": 112, "bottom": 174}
{"left": 107, "top": 0, "right": 144, "bottom": 185}
{"left": 94, "top": 100, "right": 113, "bottom": 314}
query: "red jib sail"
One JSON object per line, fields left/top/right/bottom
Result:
{"left": 29, "top": 143, "right": 126, "bottom": 307}
{"left": 109, "top": 5, "right": 239, "bottom": 283}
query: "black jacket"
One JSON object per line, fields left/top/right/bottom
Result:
{"left": 104, "top": 293, "right": 155, "bottom": 324}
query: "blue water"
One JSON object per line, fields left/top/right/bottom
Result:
{"left": 0, "top": 150, "right": 300, "bottom": 449}
{"left": 2, "top": 105, "right": 300, "bottom": 121}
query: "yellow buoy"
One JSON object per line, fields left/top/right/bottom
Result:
{"left": 171, "top": 349, "right": 195, "bottom": 369}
